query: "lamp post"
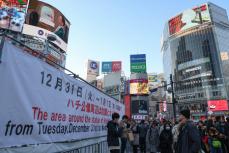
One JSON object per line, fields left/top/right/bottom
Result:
{"left": 170, "top": 74, "right": 177, "bottom": 122}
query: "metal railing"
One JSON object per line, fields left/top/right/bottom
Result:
{"left": 60, "top": 141, "right": 108, "bottom": 153}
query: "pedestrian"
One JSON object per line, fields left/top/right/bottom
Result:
{"left": 215, "top": 116, "right": 227, "bottom": 153}
{"left": 159, "top": 122, "right": 173, "bottom": 153}
{"left": 224, "top": 117, "right": 229, "bottom": 152}
{"left": 198, "top": 120, "right": 209, "bottom": 153}
{"left": 146, "top": 121, "right": 159, "bottom": 153}
{"left": 126, "top": 119, "right": 133, "bottom": 153}
{"left": 208, "top": 127, "right": 223, "bottom": 153}
{"left": 107, "top": 112, "right": 122, "bottom": 153}
{"left": 175, "top": 109, "right": 201, "bottom": 153}
{"left": 131, "top": 120, "right": 139, "bottom": 153}
{"left": 207, "top": 118, "right": 214, "bottom": 132}
{"left": 119, "top": 115, "right": 129, "bottom": 153}
{"left": 138, "top": 120, "right": 148, "bottom": 153}
{"left": 172, "top": 121, "right": 179, "bottom": 151}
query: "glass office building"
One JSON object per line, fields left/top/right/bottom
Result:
{"left": 161, "top": 3, "right": 229, "bottom": 118}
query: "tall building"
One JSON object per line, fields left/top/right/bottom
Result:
{"left": 161, "top": 3, "right": 229, "bottom": 119}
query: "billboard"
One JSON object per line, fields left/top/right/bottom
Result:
{"left": 23, "top": 0, "right": 70, "bottom": 52}
{"left": 102, "top": 62, "right": 112, "bottom": 73}
{"left": 87, "top": 59, "right": 100, "bottom": 76}
{"left": 130, "top": 79, "right": 148, "bottom": 95}
{"left": 148, "top": 74, "right": 158, "bottom": 83}
{"left": 148, "top": 74, "right": 158, "bottom": 89}
{"left": 169, "top": 4, "right": 211, "bottom": 35}
{"left": 102, "top": 61, "right": 122, "bottom": 73}
{"left": 208, "top": 100, "right": 228, "bottom": 112}
{"left": 130, "top": 54, "right": 146, "bottom": 73}
{"left": 112, "top": 61, "right": 122, "bottom": 72}
{"left": 131, "top": 100, "right": 148, "bottom": 115}
{"left": 124, "top": 95, "right": 131, "bottom": 118}
{"left": 0, "top": 0, "right": 28, "bottom": 32}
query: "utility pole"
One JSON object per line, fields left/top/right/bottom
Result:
{"left": 170, "top": 74, "right": 176, "bottom": 121}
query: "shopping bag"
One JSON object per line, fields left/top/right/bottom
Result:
{"left": 128, "top": 132, "right": 134, "bottom": 142}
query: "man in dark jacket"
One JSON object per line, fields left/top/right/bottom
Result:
{"left": 225, "top": 117, "right": 229, "bottom": 153}
{"left": 175, "top": 109, "right": 201, "bottom": 153}
{"left": 107, "top": 112, "right": 122, "bottom": 153}
{"left": 138, "top": 120, "right": 149, "bottom": 153}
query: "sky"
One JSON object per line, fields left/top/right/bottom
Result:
{"left": 41, "top": 0, "right": 229, "bottom": 79}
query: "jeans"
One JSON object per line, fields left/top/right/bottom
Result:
{"left": 133, "top": 145, "right": 138, "bottom": 153}
{"left": 139, "top": 137, "right": 146, "bottom": 153}
{"left": 121, "top": 138, "right": 127, "bottom": 153}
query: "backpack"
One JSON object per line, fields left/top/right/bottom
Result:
{"left": 212, "top": 138, "right": 221, "bottom": 148}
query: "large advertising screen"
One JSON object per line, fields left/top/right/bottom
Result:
{"left": 131, "top": 100, "right": 148, "bottom": 115}
{"left": 169, "top": 4, "right": 211, "bottom": 35}
{"left": 0, "top": 0, "right": 28, "bottom": 32}
{"left": 23, "top": 0, "right": 70, "bottom": 52}
{"left": 208, "top": 100, "right": 228, "bottom": 112}
{"left": 130, "top": 54, "right": 146, "bottom": 73}
{"left": 130, "top": 79, "right": 148, "bottom": 95}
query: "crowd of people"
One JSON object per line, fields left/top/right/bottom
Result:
{"left": 107, "top": 109, "right": 229, "bottom": 153}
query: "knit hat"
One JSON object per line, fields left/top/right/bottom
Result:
{"left": 180, "top": 109, "right": 190, "bottom": 119}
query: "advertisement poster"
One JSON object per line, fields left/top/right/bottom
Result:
{"left": 148, "top": 75, "right": 158, "bottom": 83}
{"left": 0, "top": 41, "right": 125, "bottom": 148}
{"left": 208, "top": 100, "right": 228, "bottom": 112}
{"left": 130, "top": 79, "right": 149, "bottom": 95}
{"left": 130, "top": 54, "right": 146, "bottom": 73}
{"left": 112, "top": 61, "right": 122, "bottom": 72}
{"left": 169, "top": 4, "right": 211, "bottom": 35}
{"left": 0, "top": 0, "right": 28, "bottom": 32}
{"left": 23, "top": 0, "right": 70, "bottom": 52}
{"left": 131, "top": 100, "right": 148, "bottom": 115}
{"left": 102, "top": 62, "right": 112, "bottom": 73}
{"left": 124, "top": 95, "right": 131, "bottom": 118}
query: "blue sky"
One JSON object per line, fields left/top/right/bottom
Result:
{"left": 42, "top": 0, "right": 229, "bottom": 79}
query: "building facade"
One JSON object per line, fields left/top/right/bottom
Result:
{"left": 161, "top": 3, "right": 229, "bottom": 119}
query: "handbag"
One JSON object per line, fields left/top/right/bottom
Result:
{"left": 128, "top": 131, "right": 134, "bottom": 142}
{"left": 133, "top": 134, "right": 139, "bottom": 145}
{"left": 212, "top": 139, "right": 221, "bottom": 148}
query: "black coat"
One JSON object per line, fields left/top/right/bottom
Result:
{"left": 107, "top": 121, "right": 122, "bottom": 147}
{"left": 176, "top": 121, "right": 201, "bottom": 153}
{"left": 159, "top": 129, "right": 173, "bottom": 153}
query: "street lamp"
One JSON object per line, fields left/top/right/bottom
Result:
{"left": 170, "top": 74, "right": 177, "bottom": 122}
{"left": 161, "top": 75, "right": 177, "bottom": 121}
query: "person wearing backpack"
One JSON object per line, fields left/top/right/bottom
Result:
{"left": 175, "top": 109, "right": 201, "bottom": 153}
{"left": 208, "top": 127, "right": 223, "bottom": 153}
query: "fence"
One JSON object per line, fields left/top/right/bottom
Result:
{"left": 60, "top": 140, "right": 108, "bottom": 153}
{"left": 0, "top": 136, "right": 109, "bottom": 153}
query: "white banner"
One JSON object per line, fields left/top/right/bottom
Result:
{"left": 0, "top": 41, "right": 125, "bottom": 148}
